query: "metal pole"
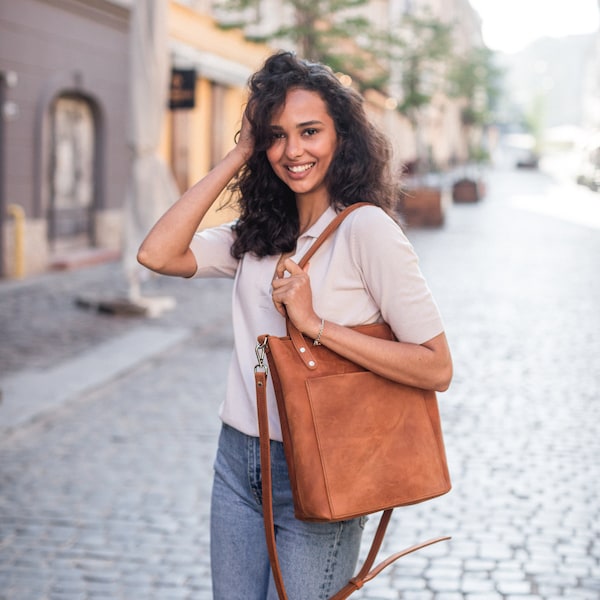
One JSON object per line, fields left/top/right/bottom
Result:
{"left": 0, "top": 73, "right": 6, "bottom": 278}
{"left": 0, "top": 70, "right": 18, "bottom": 279}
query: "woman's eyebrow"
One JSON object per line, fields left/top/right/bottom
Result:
{"left": 270, "top": 120, "right": 324, "bottom": 130}
{"left": 297, "top": 120, "right": 323, "bottom": 127}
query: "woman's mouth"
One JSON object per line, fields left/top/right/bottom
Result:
{"left": 287, "top": 162, "right": 315, "bottom": 174}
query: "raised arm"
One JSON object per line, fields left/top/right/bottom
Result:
{"left": 137, "top": 116, "right": 253, "bottom": 278}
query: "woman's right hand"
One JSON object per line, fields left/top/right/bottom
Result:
{"left": 235, "top": 113, "right": 254, "bottom": 163}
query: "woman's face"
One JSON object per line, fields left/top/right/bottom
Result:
{"left": 266, "top": 88, "right": 338, "bottom": 203}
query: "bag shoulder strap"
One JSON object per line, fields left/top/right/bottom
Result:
{"left": 297, "top": 201, "right": 371, "bottom": 269}
{"left": 287, "top": 202, "right": 371, "bottom": 368}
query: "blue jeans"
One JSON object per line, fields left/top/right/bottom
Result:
{"left": 210, "top": 423, "right": 365, "bottom": 600}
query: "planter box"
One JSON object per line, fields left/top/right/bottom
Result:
{"left": 398, "top": 186, "right": 449, "bottom": 228}
{"left": 452, "top": 178, "right": 485, "bottom": 203}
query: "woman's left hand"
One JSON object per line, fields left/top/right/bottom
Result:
{"left": 272, "top": 258, "right": 321, "bottom": 338}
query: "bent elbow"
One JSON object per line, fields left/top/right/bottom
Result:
{"left": 137, "top": 245, "right": 196, "bottom": 278}
{"left": 136, "top": 245, "right": 166, "bottom": 274}
{"left": 435, "top": 361, "right": 453, "bottom": 393}
{"left": 436, "top": 379, "right": 451, "bottom": 393}
{"left": 136, "top": 246, "right": 156, "bottom": 271}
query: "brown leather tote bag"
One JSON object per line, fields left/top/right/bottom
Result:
{"left": 254, "top": 203, "right": 451, "bottom": 599}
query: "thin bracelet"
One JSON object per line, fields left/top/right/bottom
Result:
{"left": 313, "top": 318, "right": 325, "bottom": 346}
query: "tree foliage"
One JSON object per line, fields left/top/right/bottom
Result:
{"left": 216, "top": 0, "right": 388, "bottom": 90}
{"left": 391, "top": 12, "right": 453, "bottom": 122}
{"left": 215, "top": 0, "right": 455, "bottom": 98}
{"left": 448, "top": 46, "right": 504, "bottom": 127}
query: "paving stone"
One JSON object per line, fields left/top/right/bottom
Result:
{"left": 496, "top": 579, "right": 533, "bottom": 594}
{"left": 461, "top": 574, "right": 497, "bottom": 594}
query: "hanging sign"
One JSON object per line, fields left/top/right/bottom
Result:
{"left": 169, "top": 68, "right": 196, "bottom": 110}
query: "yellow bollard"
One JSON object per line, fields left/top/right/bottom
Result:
{"left": 7, "top": 203, "right": 25, "bottom": 279}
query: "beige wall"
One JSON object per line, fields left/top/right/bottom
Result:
{"left": 165, "top": 2, "right": 273, "bottom": 228}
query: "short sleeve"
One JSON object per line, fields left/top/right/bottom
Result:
{"left": 348, "top": 206, "right": 444, "bottom": 344}
{"left": 189, "top": 221, "right": 239, "bottom": 279}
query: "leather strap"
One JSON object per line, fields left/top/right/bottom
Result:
{"left": 255, "top": 369, "right": 288, "bottom": 600}
{"left": 296, "top": 202, "right": 369, "bottom": 270}
{"left": 255, "top": 203, "right": 450, "bottom": 598}
{"left": 287, "top": 202, "right": 370, "bottom": 368}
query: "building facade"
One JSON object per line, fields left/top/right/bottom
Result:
{"left": 0, "top": 0, "right": 132, "bottom": 277}
{"left": 0, "top": 0, "right": 272, "bottom": 278}
{"left": 0, "top": 0, "right": 484, "bottom": 279}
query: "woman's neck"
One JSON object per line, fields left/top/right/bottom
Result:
{"left": 296, "top": 196, "right": 330, "bottom": 235}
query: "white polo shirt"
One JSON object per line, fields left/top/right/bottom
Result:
{"left": 190, "top": 204, "right": 444, "bottom": 441}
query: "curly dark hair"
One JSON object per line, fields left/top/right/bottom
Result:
{"left": 229, "top": 50, "right": 398, "bottom": 259}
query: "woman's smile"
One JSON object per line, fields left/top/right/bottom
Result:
{"left": 287, "top": 162, "right": 316, "bottom": 175}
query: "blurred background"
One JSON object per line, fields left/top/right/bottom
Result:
{"left": 1, "top": 2, "right": 600, "bottom": 600}
{"left": 0, "top": 0, "right": 598, "bottom": 281}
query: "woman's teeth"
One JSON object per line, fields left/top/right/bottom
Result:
{"left": 288, "top": 163, "right": 315, "bottom": 173}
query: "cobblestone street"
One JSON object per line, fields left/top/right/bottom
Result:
{"left": 0, "top": 166, "right": 599, "bottom": 599}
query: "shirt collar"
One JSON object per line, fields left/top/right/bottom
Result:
{"left": 298, "top": 206, "right": 338, "bottom": 240}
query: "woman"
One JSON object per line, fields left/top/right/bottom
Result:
{"left": 138, "top": 51, "right": 452, "bottom": 600}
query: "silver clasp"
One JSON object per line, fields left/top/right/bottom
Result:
{"left": 254, "top": 338, "right": 268, "bottom": 376}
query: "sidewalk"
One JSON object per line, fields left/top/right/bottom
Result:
{"left": 0, "top": 263, "right": 234, "bottom": 433}
{"left": 0, "top": 166, "right": 599, "bottom": 599}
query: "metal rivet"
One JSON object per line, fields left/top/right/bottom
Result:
{"left": 300, "top": 347, "right": 306, "bottom": 353}
{"left": 308, "top": 360, "right": 315, "bottom": 367}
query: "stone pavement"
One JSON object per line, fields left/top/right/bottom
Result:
{"left": 0, "top": 166, "right": 599, "bottom": 599}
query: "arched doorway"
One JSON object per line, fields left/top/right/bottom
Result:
{"left": 48, "top": 94, "right": 96, "bottom": 251}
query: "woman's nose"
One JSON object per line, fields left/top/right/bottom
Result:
{"left": 285, "top": 136, "right": 303, "bottom": 159}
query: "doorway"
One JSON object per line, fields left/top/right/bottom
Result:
{"left": 48, "top": 95, "right": 96, "bottom": 251}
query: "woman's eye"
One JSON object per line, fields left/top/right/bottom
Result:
{"left": 271, "top": 132, "right": 285, "bottom": 140}
{"left": 303, "top": 128, "right": 318, "bottom": 136}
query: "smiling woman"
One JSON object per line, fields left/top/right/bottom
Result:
{"left": 470, "top": 0, "right": 600, "bottom": 52}
{"left": 136, "top": 50, "right": 452, "bottom": 600}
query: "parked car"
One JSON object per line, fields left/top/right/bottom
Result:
{"left": 502, "top": 132, "right": 540, "bottom": 169}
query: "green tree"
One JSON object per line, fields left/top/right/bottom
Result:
{"left": 216, "top": 0, "right": 388, "bottom": 91}
{"left": 448, "top": 45, "right": 504, "bottom": 163}
{"left": 449, "top": 46, "right": 503, "bottom": 128}
{"left": 389, "top": 12, "right": 453, "bottom": 121}
{"left": 524, "top": 93, "right": 545, "bottom": 154}
{"left": 382, "top": 10, "right": 453, "bottom": 172}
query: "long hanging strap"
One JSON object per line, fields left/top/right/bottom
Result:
{"left": 255, "top": 369, "right": 288, "bottom": 599}
{"left": 254, "top": 203, "right": 450, "bottom": 599}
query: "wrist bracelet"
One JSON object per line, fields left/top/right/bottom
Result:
{"left": 313, "top": 318, "right": 325, "bottom": 346}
